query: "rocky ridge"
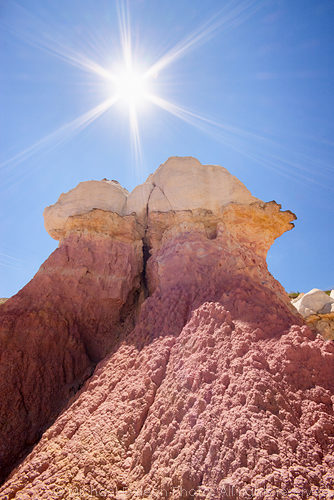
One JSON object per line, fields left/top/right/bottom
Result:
{"left": 0, "top": 157, "right": 333, "bottom": 499}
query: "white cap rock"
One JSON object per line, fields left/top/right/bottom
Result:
{"left": 44, "top": 157, "right": 260, "bottom": 240}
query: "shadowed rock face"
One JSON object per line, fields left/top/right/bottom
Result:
{"left": 1, "top": 157, "right": 333, "bottom": 499}
{"left": 0, "top": 213, "right": 143, "bottom": 483}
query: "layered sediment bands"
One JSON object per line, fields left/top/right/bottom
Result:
{"left": 0, "top": 212, "right": 143, "bottom": 483}
{"left": 1, "top": 224, "right": 334, "bottom": 499}
{"left": 1, "top": 157, "right": 334, "bottom": 498}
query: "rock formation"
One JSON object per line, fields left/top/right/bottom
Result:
{"left": 292, "top": 289, "right": 334, "bottom": 341}
{"left": 292, "top": 289, "right": 334, "bottom": 318}
{"left": 0, "top": 157, "right": 333, "bottom": 499}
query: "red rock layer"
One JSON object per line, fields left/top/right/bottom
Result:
{"left": 0, "top": 229, "right": 142, "bottom": 483}
{"left": 1, "top": 229, "right": 333, "bottom": 499}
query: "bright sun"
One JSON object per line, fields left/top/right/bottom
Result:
{"left": 3, "top": 1, "right": 261, "bottom": 170}
{"left": 113, "top": 68, "right": 150, "bottom": 108}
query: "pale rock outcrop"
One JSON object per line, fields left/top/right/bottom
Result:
{"left": 291, "top": 290, "right": 334, "bottom": 340}
{"left": 125, "top": 176, "right": 154, "bottom": 224}
{"left": 44, "top": 179, "right": 128, "bottom": 239}
{"left": 292, "top": 288, "right": 334, "bottom": 317}
{"left": 321, "top": 302, "right": 334, "bottom": 314}
{"left": 148, "top": 156, "right": 259, "bottom": 213}
{"left": 291, "top": 293, "right": 304, "bottom": 304}
{"left": 125, "top": 156, "right": 260, "bottom": 225}
{"left": 45, "top": 157, "right": 262, "bottom": 237}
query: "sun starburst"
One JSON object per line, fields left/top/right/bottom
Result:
{"left": 4, "top": 0, "right": 323, "bottom": 189}
{"left": 112, "top": 68, "right": 150, "bottom": 108}
{"left": 1, "top": 0, "right": 262, "bottom": 174}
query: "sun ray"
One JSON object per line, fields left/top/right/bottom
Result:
{"left": 113, "top": 0, "right": 144, "bottom": 172}
{"left": 128, "top": 104, "right": 143, "bottom": 170}
{"left": 0, "top": 251, "right": 22, "bottom": 271}
{"left": 1, "top": 96, "right": 119, "bottom": 192}
{"left": 145, "top": 0, "right": 258, "bottom": 79}
{"left": 0, "top": 252, "right": 21, "bottom": 263}
{"left": 9, "top": 28, "right": 114, "bottom": 81}
{"left": 1, "top": 96, "right": 118, "bottom": 172}
{"left": 35, "top": 38, "right": 114, "bottom": 81}
{"left": 116, "top": 0, "right": 133, "bottom": 71}
{"left": 2, "top": 1, "right": 331, "bottom": 195}
{"left": 148, "top": 93, "right": 334, "bottom": 191}
{"left": 0, "top": 260, "right": 22, "bottom": 271}
{"left": 0, "top": 257, "right": 21, "bottom": 271}
{"left": 1, "top": 3, "right": 115, "bottom": 81}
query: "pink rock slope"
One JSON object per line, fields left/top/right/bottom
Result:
{"left": 0, "top": 157, "right": 333, "bottom": 499}
{"left": 0, "top": 212, "right": 143, "bottom": 483}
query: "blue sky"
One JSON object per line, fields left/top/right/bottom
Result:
{"left": 1, "top": 0, "right": 333, "bottom": 297}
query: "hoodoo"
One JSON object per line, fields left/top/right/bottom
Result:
{"left": 0, "top": 157, "right": 333, "bottom": 499}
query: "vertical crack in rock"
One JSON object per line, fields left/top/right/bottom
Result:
{"left": 17, "top": 388, "right": 29, "bottom": 418}
{"left": 140, "top": 181, "right": 155, "bottom": 299}
{"left": 141, "top": 241, "right": 151, "bottom": 299}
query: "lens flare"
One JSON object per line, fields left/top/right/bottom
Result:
{"left": 113, "top": 68, "right": 150, "bottom": 108}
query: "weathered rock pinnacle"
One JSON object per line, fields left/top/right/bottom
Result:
{"left": 0, "top": 157, "right": 333, "bottom": 499}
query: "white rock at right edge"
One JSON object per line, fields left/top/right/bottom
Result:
{"left": 293, "top": 288, "right": 334, "bottom": 317}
